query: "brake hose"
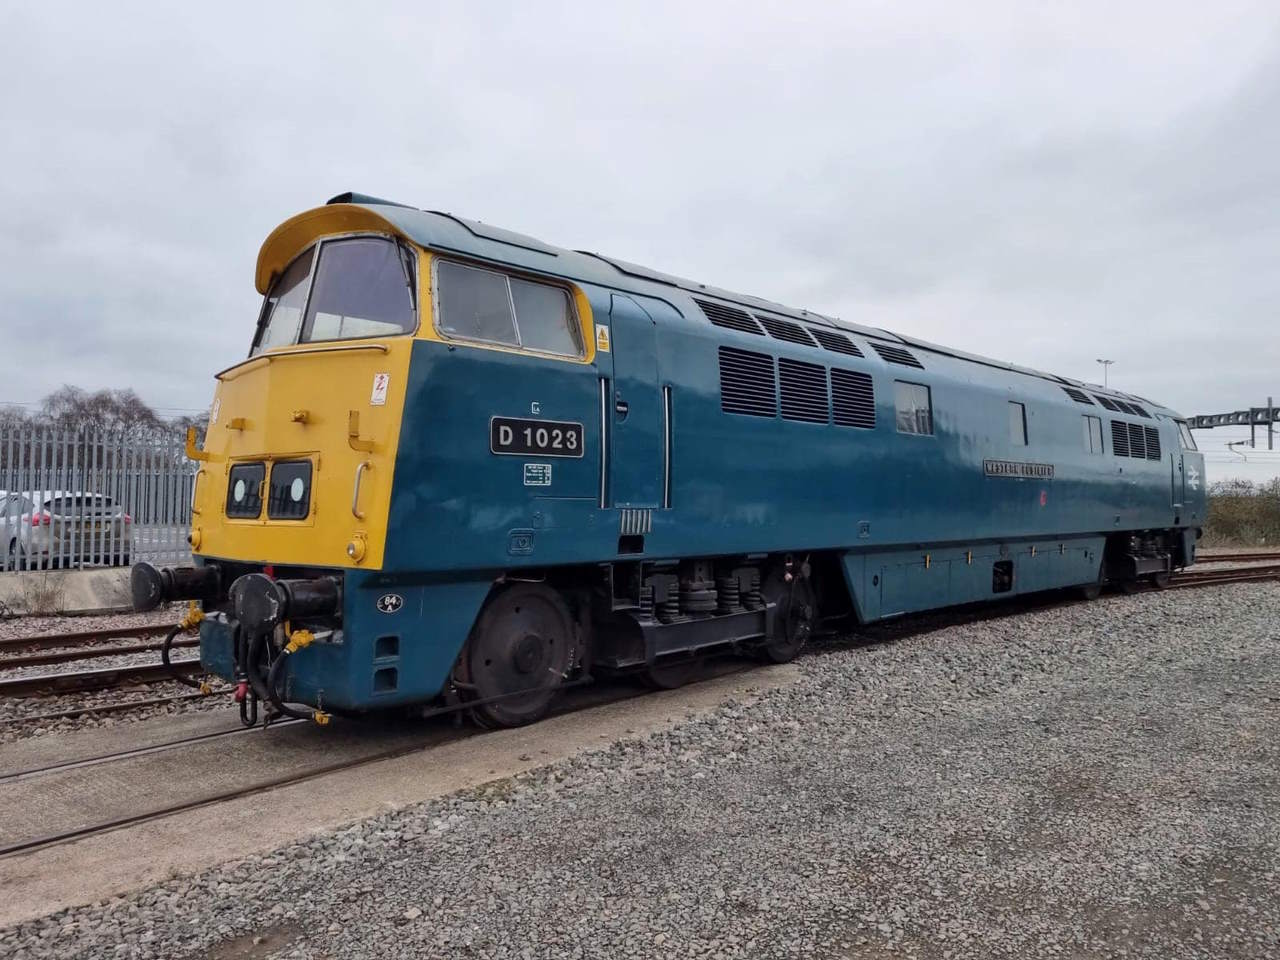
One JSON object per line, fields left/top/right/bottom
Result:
{"left": 263, "top": 629, "right": 328, "bottom": 724}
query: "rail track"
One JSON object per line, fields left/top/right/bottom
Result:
{"left": 0, "top": 718, "right": 305, "bottom": 784}
{"left": 0, "top": 562, "right": 1276, "bottom": 706}
{"left": 0, "top": 623, "right": 168, "bottom": 653}
{"left": 1169, "top": 563, "right": 1280, "bottom": 590}
{"left": 2, "top": 564, "right": 1278, "bottom": 859}
{"left": 0, "top": 690, "right": 222, "bottom": 728}
{"left": 1197, "top": 550, "right": 1280, "bottom": 563}
{"left": 0, "top": 734, "right": 455, "bottom": 859}
{"left": 0, "top": 659, "right": 202, "bottom": 697}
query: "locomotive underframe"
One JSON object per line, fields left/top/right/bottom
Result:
{"left": 139, "top": 521, "right": 1195, "bottom": 727}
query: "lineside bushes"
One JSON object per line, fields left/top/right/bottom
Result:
{"left": 1203, "top": 478, "right": 1280, "bottom": 545}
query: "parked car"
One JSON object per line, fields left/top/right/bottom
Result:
{"left": 0, "top": 490, "right": 133, "bottom": 570}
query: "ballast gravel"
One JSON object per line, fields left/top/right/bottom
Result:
{"left": 3, "top": 583, "right": 1278, "bottom": 959}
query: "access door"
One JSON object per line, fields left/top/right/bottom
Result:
{"left": 1172, "top": 452, "right": 1185, "bottom": 509}
{"left": 605, "top": 294, "right": 664, "bottom": 508}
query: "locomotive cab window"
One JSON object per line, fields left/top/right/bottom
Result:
{"left": 894, "top": 381, "right": 933, "bottom": 435}
{"left": 252, "top": 236, "right": 417, "bottom": 355}
{"left": 435, "top": 260, "right": 583, "bottom": 358}
{"left": 254, "top": 248, "right": 316, "bottom": 354}
{"left": 1177, "top": 420, "right": 1198, "bottom": 450}
{"left": 1008, "top": 401, "right": 1027, "bottom": 446}
{"left": 301, "top": 237, "right": 417, "bottom": 344}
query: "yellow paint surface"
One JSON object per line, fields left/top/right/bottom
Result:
{"left": 192, "top": 338, "right": 410, "bottom": 570}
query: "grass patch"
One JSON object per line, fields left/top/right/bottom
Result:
{"left": 1203, "top": 478, "right": 1280, "bottom": 546}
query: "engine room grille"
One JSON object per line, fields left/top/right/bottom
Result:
{"left": 1062, "top": 387, "right": 1093, "bottom": 405}
{"left": 871, "top": 342, "right": 924, "bottom": 369}
{"left": 1110, "top": 420, "right": 1130, "bottom": 457}
{"left": 1144, "top": 425, "right": 1161, "bottom": 460}
{"left": 1110, "top": 419, "right": 1163, "bottom": 460}
{"left": 778, "top": 358, "right": 829, "bottom": 423}
{"left": 810, "top": 328, "right": 865, "bottom": 357}
{"left": 758, "top": 315, "right": 817, "bottom": 347}
{"left": 1127, "top": 422, "right": 1147, "bottom": 459}
{"left": 1094, "top": 395, "right": 1121, "bottom": 412}
{"left": 695, "top": 298, "right": 764, "bottom": 335}
{"left": 718, "top": 346, "right": 777, "bottom": 417}
{"left": 830, "top": 368, "right": 876, "bottom": 429}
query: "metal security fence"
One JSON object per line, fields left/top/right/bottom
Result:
{"left": 0, "top": 427, "right": 194, "bottom": 572}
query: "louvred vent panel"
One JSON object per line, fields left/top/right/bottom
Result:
{"left": 1063, "top": 387, "right": 1093, "bottom": 405}
{"left": 871, "top": 342, "right": 925, "bottom": 369}
{"left": 718, "top": 346, "right": 776, "bottom": 417}
{"left": 831, "top": 368, "right": 876, "bottom": 429}
{"left": 695, "top": 299, "right": 764, "bottom": 335}
{"left": 810, "top": 328, "right": 865, "bottom": 357}
{"left": 758, "top": 315, "right": 817, "bottom": 347}
{"left": 778, "top": 358, "right": 829, "bottom": 423}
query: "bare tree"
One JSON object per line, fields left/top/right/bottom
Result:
{"left": 41, "top": 386, "right": 164, "bottom": 440}
{"left": 0, "top": 405, "right": 32, "bottom": 432}
{"left": 172, "top": 412, "right": 210, "bottom": 449}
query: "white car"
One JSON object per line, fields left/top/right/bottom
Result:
{"left": 1, "top": 490, "right": 133, "bottom": 571}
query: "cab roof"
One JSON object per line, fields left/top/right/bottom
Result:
{"left": 254, "top": 192, "right": 1179, "bottom": 417}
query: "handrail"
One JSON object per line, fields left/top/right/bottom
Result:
{"left": 347, "top": 410, "right": 375, "bottom": 452}
{"left": 352, "top": 461, "right": 372, "bottom": 519}
{"left": 185, "top": 426, "right": 212, "bottom": 462}
{"left": 216, "top": 342, "right": 391, "bottom": 381}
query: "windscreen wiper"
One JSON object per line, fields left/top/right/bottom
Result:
{"left": 397, "top": 243, "right": 417, "bottom": 311}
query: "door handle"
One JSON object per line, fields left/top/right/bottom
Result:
{"left": 614, "top": 399, "right": 629, "bottom": 418}
{"left": 352, "top": 461, "right": 372, "bottom": 519}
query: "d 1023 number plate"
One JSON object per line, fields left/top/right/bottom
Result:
{"left": 490, "top": 417, "right": 584, "bottom": 458}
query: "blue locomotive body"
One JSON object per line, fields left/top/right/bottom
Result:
{"left": 175, "top": 195, "right": 1205, "bottom": 724}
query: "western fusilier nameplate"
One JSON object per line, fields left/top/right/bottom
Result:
{"left": 983, "top": 459, "right": 1054, "bottom": 479}
{"left": 490, "top": 417, "right": 584, "bottom": 458}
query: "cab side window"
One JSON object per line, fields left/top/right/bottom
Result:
{"left": 894, "top": 381, "right": 933, "bottom": 435}
{"left": 435, "top": 260, "right": 583, "bottom": 358}
{"left": 1177, "top": 421, "right": 1198, "bottom": 450}
{"left": 1083, "top": 415, "right": 1104, "bottom": 453}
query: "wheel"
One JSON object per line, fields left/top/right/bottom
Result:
{"left": 1118, "top": 579, "right": 1143, "bottom": 595}
{"left": 759, "top": 564, "right": 816, "bottom": 664}
{"left": 1148, "top": 572, "right": 1171, "bottom": 590}
{"left": 1078, "top": 582, "right": 1102, "bottom": 601}
{"left": 644, "top": 657, "right": 701, "bottom": 690}
{"left": 460, "top": 583, "right": 574, "bottom": 728}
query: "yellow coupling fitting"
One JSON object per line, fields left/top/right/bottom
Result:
{"left": 198, "top": 679, "right": 214, "bottom": 695}
{"left": 178, "top": 601, "right": 205, "bottom": 632}
{"left": 283, "top": 629, "right": 316, "bottom": 655}
{"left": 312, "top": 709, "right": 331, "bottom": 726}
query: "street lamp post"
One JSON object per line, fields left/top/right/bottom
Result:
{"left": 1096, "top": 359, "right": 1114, "bottom": 388}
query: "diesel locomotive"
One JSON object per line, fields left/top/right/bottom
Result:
{"left": 133, "top": 192, "right": 1207, "bottom": 728}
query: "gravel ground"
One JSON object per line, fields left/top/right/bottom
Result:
{"left": 3, "top": 583, "right": 1278, "bottom": 959}
{"left": 0, "top": 680, "right": 229, "bottom": 744}
{"left": 0, "top": 605, "right": 218, "bottom": 743}
{"left": 0, "top": 648, "right": 200, "bottom": 683}
{"left": 0, "top": 607, "right": 179, "bottom": 641}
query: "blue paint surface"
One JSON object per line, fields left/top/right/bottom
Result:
{"left": 206, "top": 197, "right": 1207, "bottom": 711}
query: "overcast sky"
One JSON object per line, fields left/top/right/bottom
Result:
{"left": 3, "top": 2, "right": 1278, "bottom": 480}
